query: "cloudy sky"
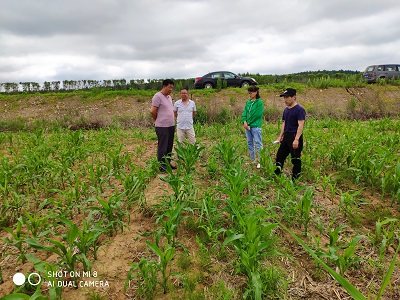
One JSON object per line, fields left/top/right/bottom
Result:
{"left": 1, "top": 0, "right": 400, "bottom": 83}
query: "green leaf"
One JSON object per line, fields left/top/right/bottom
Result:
{"left": 279, "top": 222, "right": 366, "bottom": 300}
{"left": 1, "top": 294, "right": 31, "bottom": 299}
{"left": 377, "top": 242, "right": 400, "bottom": 299}
{"left": 146, "top": 241, "right": 163, "bottom": 258}
{"left": 223, "top": 233, "right": 244, "bottom": 246}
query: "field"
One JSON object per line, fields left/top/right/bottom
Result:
{"left": 0, "top": 85, "right": 399, "bottom": 300}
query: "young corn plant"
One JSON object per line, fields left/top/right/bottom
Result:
{"left": 87, "top": 193, "right": 129, "bottom": 236}
{"left": 26, "top": 221, "right": 92, "bottom": 285}
{"left": 22, "top": 211, "right": 53, "bottom": 238}
{"left": 219, "top": 163, "right": 254, "bottom": 215}
{"left": 116, "top": 168, "right": 147, "bottom": 209}
{"left": 370, "top": 218, "right": 398, "bottom": 262}
{"left": 124, "top": 257, "right": 158, "bottom": 299}
{"left": 61, "top": 216, "right": 108, "bottom": 260}
{"left": 338, "top": 189, "right": 364, "bottom": 223}
{"left": 26, "top": 254, "right": 63, "bottom": 300}
{"left": 298, "top": 186, "right": 314, "bottom": 236}
{"left": 316, "top": 225, "right": 365, "bottom": 275}
{"left": 146, "top": 239, "right": 176, "bottom": 294}
{"left": 198, "top": 191, "right": 226, "bottom": 242}
{"left": 215, "top": 139, "right": 240, "bottom": 167}
{"left": 281, "top": 222, "right": 400, "bottom": 300}
{"left": 155, "top": 198, "right": 187, "bottom": 246}
{"left": 175, "top": 141, "right": 205, "bottom": 174}
{"left": 223, "top": 213, "right": 279, "bottom": 300}
{"left": 159, "top": 164, "right": 185, "bottom": 198}
{"left": 2, "top": 217, "right": 27, "bottom": 264}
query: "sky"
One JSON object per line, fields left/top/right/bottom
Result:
{"left": 1, "top": 0, "right": 400, "bottom": 83}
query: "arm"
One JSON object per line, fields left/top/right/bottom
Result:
{"left": 174, "top": 110, "right": 178, "bottom": 118}
{"left": 276, "top": 121, "right": 285, "bottom": 142}
{"left": 292, "top": 120, "right": 304, "bottom": 149}
{"left": 150, "top": 106, "right": 158, "bottom": 123}
{"left": 241, "top": 102, "right": 250, "bottom": 130}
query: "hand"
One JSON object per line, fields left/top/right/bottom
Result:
{"left": 293, "top": 139, "right": 299, "bottom": 149}
{"left": 243, "top": 122, "right": 250, "bottom": 130}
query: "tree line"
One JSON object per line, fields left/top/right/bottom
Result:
{"left": 0, "top": 70, "right": 362, "bottom": 94}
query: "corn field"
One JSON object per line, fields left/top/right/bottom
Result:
{"left": 0, "top": 117, "right": 399, "bottom": 299}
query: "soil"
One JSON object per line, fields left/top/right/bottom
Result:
{"left": 0, "top": 85, "right": 399, "bottom": 299}
{"left": 0, "top": 86, "right": 399, "bottom": 127}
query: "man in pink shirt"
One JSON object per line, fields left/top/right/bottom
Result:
{"left": 150, "top": 79, "right": 176, "bottom": 172}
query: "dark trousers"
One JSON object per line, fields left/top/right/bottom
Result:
{"left": 275, "top": 133, "right": 303, "bottom": 179}
{"left": 155, "top": 126, "right": 175, "bottom": 169}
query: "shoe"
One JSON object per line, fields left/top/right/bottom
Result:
{"left": 170, "top": 165, "right": 177, "bottom": 170}
{"left": 256, "top": 163, "right": 261, "bottom": 169}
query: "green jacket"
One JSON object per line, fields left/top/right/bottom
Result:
{"left": 241, "top": 98, "right": 264, "bottom": 128}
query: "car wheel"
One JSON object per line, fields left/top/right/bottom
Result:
{"left": 241, "top": 81, "right": 250, "bottom": 87}
{"left": 204, "top": 83, "right": 213, "bottom": 89}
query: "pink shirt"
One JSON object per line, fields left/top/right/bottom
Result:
{"left": 152, "top": 91, "right": 175, "bottom": 127}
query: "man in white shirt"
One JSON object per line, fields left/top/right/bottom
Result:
{"left": 173, "top": 88, "right": 197, "bottom": 144}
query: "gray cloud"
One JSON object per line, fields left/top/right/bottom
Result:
{"left": 1, "top": 0, "right": 400, "bottom": 82}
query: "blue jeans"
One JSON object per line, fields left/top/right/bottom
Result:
{"left": 245, "top": 127, "right": 263, "bottom": 161}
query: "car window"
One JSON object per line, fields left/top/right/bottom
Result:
{"left": 366, "top": 66, "right": 374, "bottom": 72}
{"left": 223, "top": 72, "right": 235, "bottom": 79}
{"left": 210, "top": 73, "right": 221, "bottom": 78}
{"left": 377, "top": 65, "right": 384, "bottom": 71}
{"left": 385, "top": 65, "right": 396, "bottom": 71}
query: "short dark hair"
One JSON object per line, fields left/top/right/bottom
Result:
{"left": 162, "top": 79, "right": 174, "bottom": 87}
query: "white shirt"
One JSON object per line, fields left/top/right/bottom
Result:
{"left": 173, "top": 99, "right": 196, "bottom": 130}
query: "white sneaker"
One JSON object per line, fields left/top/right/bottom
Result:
{"left": 256, "top": 163, "right": 260, "bottom": 169}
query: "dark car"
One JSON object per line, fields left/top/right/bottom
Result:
{"left": 194, "top": 71, "right": 257, "bottom": 89}
{"left": 363, "top": 64, "right": 400, "bottom": 83}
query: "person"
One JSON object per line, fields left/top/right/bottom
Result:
{"left": 173, "top": 88, "right": 197, "bottom": 144}
{"left": 150, "top": 79, "right": 176, "bottom": 172}
{"left": 241, "top": 85, "right": 264, "bottom": 169}
{"left": 274, "top": 88, "right": 306, "bottom": 180}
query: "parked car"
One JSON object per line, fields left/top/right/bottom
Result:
{"left": 363, "top": 64, "right": 400, "bottom": 83}
{"left": 194, "top": 71, "right": 258, "bottom": 89}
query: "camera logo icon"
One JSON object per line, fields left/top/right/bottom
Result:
{"left": 13, "top": 272, "right": 41, "bottom": 286}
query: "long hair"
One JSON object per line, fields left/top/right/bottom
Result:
{"left": 248, "top": 85, "right": 260, "bottom": 99}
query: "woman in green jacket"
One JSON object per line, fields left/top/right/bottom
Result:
{"left": 242, "top": 85, "right": 264, "bottom": 168}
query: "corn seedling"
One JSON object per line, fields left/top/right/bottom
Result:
{"left": 155, "top": 199, "right": 187, "bottom": 246}
{"left": 26, "top": 253, "right": 63, "bottom": 300}
{"left": 206, "top": 154, "right": 219, "bottom": 178}
{"left": 61, "top": 216, "right": 108, "bottom": 260}
{"left": 370, "top": 218, "right": 398, "bottom": 262}
{"left": 215, "top": 139, "right": 240, "bottom": 167}
{"left": 198, "top": 191, "right": 226, "bottom": 242}
{"left": 125, "top": 257, "right": 158, "bottom": 299}
{"left": 2, "top": 217, "right": 27, "bottom": 264}
{"left": 298, "top": 186, "right": 314, "bottom": 235}
{"left": 26, "top": 221, "right": 92, "bottom": 285}
{"left": 87, "top": 193, "right": 129, "bottom": 236}
{"left": 338, "top": 189, "right": 364, "bottom": 222}
{"left": 223, "top": 213, "right": 279, "bottom": 300}
{"left": 175, "top": 141, "right": 205, "bottom": 174}
{"left": 146, "top": 240, "right": 176, "bottom": 294}
{"left": 22, "top": 211, "right": 52, "bottom": 238}
{"left": 316, "top": 224, "right": 365, "bottom": 275}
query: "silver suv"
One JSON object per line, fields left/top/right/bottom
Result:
{"left": 363, "top": 64, "right": 400, "bottom": 83}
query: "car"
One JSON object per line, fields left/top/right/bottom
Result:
{"left": 194, "top": 71, "right": 258, "bottom": 89}
{"left": 363, "top": 64, "right": 400, "bottom": 83}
